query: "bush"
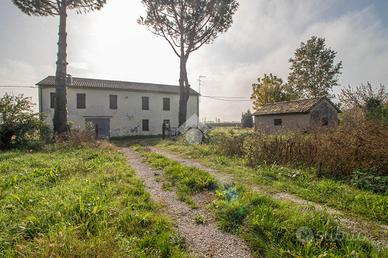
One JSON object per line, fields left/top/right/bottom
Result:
{"left": 212, "top": 130, "right": 250, "bottom": 157}
{"left": 0, "top": 94, "right": 45, "bottom": 149}
{"left": 351, "top": 169, "right": 388, "bottom": 194}
{"left": 212, "top": 116, "right": 388, "bottom": 181}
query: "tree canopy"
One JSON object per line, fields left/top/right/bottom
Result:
{"left": 251, "top": 73, "right": 295, "bottom": 110}
{"left": 12, "top": 0, "right": 107, "bottom": 134}
{"left": 139, "top": 0, "right": 239, "bottom": 125}
{"left": 241, "top": 110, "right": 253, "bottom": 128}
{"left": 12, "top": 0, "right": 106, "bottom": 16}
{"left": 139, "top": 0, "right": 239, "bottom": 58}
{"left": 288, "top": 36, "right": 343, "bottom": 98}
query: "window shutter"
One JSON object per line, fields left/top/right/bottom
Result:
{"left": 163, "top": 98, "right": 170, "bottom": 111}
{"left": 50, "top": 92, "right": 55, "bottom": 108}
{"left": 110, "top": 95, "right": 118, "bottom": 109}
{"left": 77, "top": 93, "right": 86, "bottom": 109}
{"left": 142, "top": 96, "right": 149, "bottom": 110}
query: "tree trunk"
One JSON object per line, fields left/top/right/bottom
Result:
{"left": 178, "top": 56, "right": 190, "bottom": 126}
{"left": 53, "top": 0, "right": 68, "bottom": 134}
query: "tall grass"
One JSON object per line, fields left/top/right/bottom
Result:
{"left": 131, "top": 148, "right": 387, "bottom": 257}
{"left": 134, "top": 145, "right": 218, "bottom": 207}
{"left": 0, "top": 144, "right": 187, "bottom": 257}
{"left": 156, "top": 140, "right": 388, "bottom": 224}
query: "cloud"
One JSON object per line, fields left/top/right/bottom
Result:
{"left": 1, "top": 0, "right": 387, "bottom": 121}
{"left": 189, "top": 0, "right": 388, "bottom": 121}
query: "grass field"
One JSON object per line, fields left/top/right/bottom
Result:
{"left": 155, "top": 139, "right": 388, "bottom": 225}
{"left": 0, "top": 144, "right": 187, "bottom": 257}
{"left": 134, "top": 145, "right": 386, "bottom": 257}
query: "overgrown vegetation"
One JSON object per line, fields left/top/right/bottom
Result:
{"left": 156, "top": 135, "right": 388, "bottom": 224}
{"left": 131, "top": 146, "right": 386, "bottom": 257}
{"left": 134, "top": 145, "right": 218, "bottom": 207}
{"left": 0, "top": 144, "right": 187, "bottom": 257}
{"left": 0, "top": 94, "right": 47, "bottom": 150}
{"left": 213, "top": 186, "right": 385, "bottom": 257}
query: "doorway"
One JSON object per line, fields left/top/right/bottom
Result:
{"left": 85, "top": 118, "right": 110, "bottom": 138}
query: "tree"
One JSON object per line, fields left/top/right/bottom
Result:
{"left": 12, "top": 0, "right": 106, "bottom": 134}
{"left": 139, "top": 0, "right": 239, "bottom": 125}
{"left": 0, "top": 94, "right": 44, "bottom": 149}
{"left": 339, "top": 82, "right": 387, "bottom": 121}
{"left": 288, "top": 36, "right": 343, "bottom": 98}
{"left": 250, "top": 73, "right": 295, "bottom": 110}
{"left": 241, "top": 110, "right": 253, "bottom": 128}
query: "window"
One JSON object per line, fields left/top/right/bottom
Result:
{"left": 163, "top": 97, "right": 170, "bottom": 111}
{"left": 50, "top": 92, "right": 55, "bottom": 108}
{"left": 142, "top": 96, "right": 149, "bottom": 110}
{"left": 109, "top": 95, "right": 117, "bottom": 109}
{"left": 76, "top": 93, "right": 86, "bottom": 109}
{"left": 163, "top": 119, "right": 170, "bottom": 127}
{"left": 321, "top": 117, "right": 329, "bottom": 126}
{"left": 274, "top": 118, "right": 282, "bottom": 126}
{"left": 142, "top": 119, "right": 149, "bottom": 131}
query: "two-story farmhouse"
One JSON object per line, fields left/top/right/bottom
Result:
{"left": 253, "top": 96, "right": 339, "bottom": 133}
{"left": 37, "top": 76, "right": 199, "bottom": 137}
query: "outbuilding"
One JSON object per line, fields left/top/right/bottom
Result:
{"left": 253, "top": 96, "right": 339, "bottom": 133}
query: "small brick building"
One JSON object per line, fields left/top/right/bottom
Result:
{"left": 253, "top": 96, "right": 339, "bottom": 133}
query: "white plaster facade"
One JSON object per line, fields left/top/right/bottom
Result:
{"left": 38, "top": 77, "right": 199, "bottom": 137}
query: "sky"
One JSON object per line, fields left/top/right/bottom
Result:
{"left": 1, "top": 0, "right": 388, "bottom": 121}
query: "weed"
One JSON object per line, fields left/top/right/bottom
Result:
{"left": 0, "top": 144, "right": 188, "bottom": 257}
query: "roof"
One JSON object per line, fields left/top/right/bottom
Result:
{"left": 36, "top": 76, "right": 200, "bottom": 96}
{"left": 253, "top": 96, "right": 339, "bottom": 116}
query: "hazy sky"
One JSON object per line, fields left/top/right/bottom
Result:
{"left": 1, "top": 0, "right": 388, "bottom": 121}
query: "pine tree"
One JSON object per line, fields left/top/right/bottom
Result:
{"left": 12, "top": 0, "right": 107, "bottom": 134}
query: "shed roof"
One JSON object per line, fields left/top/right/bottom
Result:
{"left": 36, "top": 76, "right": 200, "bottom": 96}
{"left": 253, "top": 96, "right": 339, "bottom": 116}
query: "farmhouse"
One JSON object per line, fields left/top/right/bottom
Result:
{"left": 253, "top": 96, "right": 339, "bottom": 133}
{"left": 37, "top": 76, "right": 199, "bottom": 137}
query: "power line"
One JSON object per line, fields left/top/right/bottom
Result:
{"left": 201, "top": 95, "right": 252, "bottom": 102}
{"left": 0, "top": 86, "right": 37, "bottom": 88}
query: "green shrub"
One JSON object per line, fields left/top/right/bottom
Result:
{"left": 351, "top": 169, "right": 388, "bottom": 194}
{"left": 0, "top": 94, "right": 46, "bottom": 150}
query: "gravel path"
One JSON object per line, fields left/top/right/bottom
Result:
{"left": 148, "top": 146, "right": 388, "bottom": 248}
{"left": 121, "top": 147, "right": 253, "bottom": 258}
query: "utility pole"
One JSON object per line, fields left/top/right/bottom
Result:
{"left": 198, "top": 75, "right": 206, "bottom": 95}
{"left": 197, "top": 75, "right": 206, "bottom": 126}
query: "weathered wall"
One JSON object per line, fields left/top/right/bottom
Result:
{"left": 254, "top": 99, "right": 339, "bottom": 133}
{"left": 254, "top": 113, "right": 311, "bottom": 133}
{"left": 40, "top": 86, "right": 199, "bottom": 136}
{"left": 309, "top": 99, "right": 338, "bottom": 128}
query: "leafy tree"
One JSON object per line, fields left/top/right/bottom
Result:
{"left": 241, "top": 110, "right": 253, "bottom": 128}
{"left": 339, "top": 82, "right": 387, "bottom": 121}
{"left": 139, "top": 0, "right": 239, "bottom": 125}
{"left": 250, "top": 73, "right": 295, "bottom": 110}
{"left": 288, "top": 36, "right": 343, "bottom": 98}
{"left": 0, "top": 94, "right": 44, "bottom": 149}
{"left": 12, "top": 0, "right": 107, "bottom": 134}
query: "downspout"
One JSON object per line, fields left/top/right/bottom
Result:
{"left": 38, "top": 85, "right": 43, "bottom": 113}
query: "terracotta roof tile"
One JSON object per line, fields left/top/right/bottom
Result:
{"left": 36, "top": 76, "right": 200, "bottom": 96}
{"left": 252, "top": 97, "right": 336, "bottom": 116}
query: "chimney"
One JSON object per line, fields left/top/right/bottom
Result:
{"left": 66, "top": 74, "right": 73, "bottom": 86}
